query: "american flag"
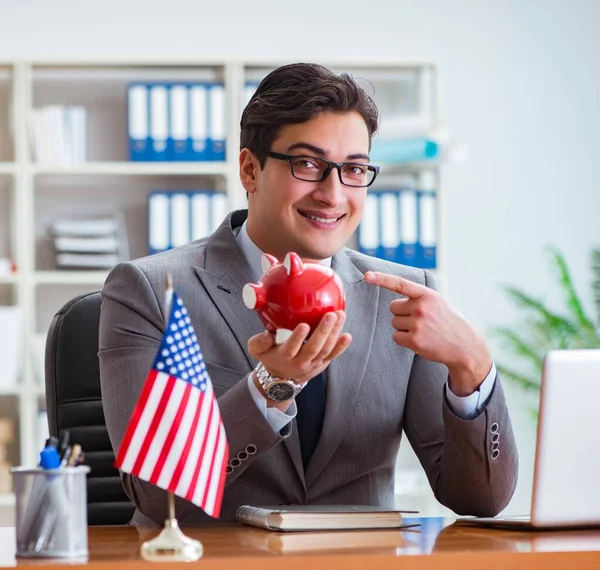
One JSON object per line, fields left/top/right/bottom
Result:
{"left": 115, "top": 291, "right": 228, "bottom": 518}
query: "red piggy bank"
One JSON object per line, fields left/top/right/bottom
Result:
{"left": 242, "top": 252, "right": 346, "bottom": 344}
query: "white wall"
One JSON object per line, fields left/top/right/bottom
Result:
{"left": 2, "top": 0, "right": 599, "bottom": 514}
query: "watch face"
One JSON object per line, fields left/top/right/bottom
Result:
{"left": 267, "top": 381, "right": 295, "bottom": 402}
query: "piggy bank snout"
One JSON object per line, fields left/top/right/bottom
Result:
{"left": 242, "top": 283, "right": 265, "bottom": 310}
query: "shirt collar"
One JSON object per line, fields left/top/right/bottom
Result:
{"left": 235, "top": 220, "right": 332, "bottom": 282}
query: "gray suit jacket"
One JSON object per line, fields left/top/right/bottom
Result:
{"left": 99, "top": 210, "right": 518, "bottom": 525}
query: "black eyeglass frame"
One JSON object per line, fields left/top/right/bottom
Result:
{"left": 262, "top": 150, "right": 380, "bottom": 188}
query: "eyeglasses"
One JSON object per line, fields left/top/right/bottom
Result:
{"left": 262, "top": 150, "right": 380, "bottom": 188}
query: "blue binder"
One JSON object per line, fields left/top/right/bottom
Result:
{"left": 358, "top": 193, "right": 380, "bottom": 257}
{"left": 168, "top": 84, "right": 190, "bottom": 161}
{"left": 416, "top": 171, "right": 437, "bottom": 269}
{"left": 208, "top": 84, "right": 226, "bottom": 161}
{"left": 127, "top": 84, "right": 150, "bottom": 161}
{"left": 398, "top": 188, "right": 419, "bottom": 267}
{"left": 189, "top": 84, "right": 209, "bottom": 161}
{"left": 149, "top": 190, "right": 225, "bottom": 254}
{"left": 243, "top": 82, "right": 260, "bottom": 107}
{"left": 379, "top": 191, "right": 400, "bottom": 262}
{"left": 149, "top": 84, "right": 169, "bottom": 161}
{"left": 148, "top": 192, "right": 170, "bottom": 254}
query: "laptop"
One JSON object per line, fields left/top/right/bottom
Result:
{"left": 457, "top": 349, "right": 600, "bottom": 530}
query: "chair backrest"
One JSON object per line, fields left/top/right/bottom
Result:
{"left": 44, "top": 291, "right": 135, "bottom": 525}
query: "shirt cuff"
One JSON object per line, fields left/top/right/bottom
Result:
{"left": 247, "top": 373, "right": 297, "bottom": 433}
{"left": 445, "top": 363, "right": 497, "bottom": 419}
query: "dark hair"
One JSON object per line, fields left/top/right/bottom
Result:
{"left": 240, "top": 63, "right": 379, "bottom": 166}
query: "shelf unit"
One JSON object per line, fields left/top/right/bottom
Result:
{"left": 1, "top": 58, "right": 445, "bottom": 512}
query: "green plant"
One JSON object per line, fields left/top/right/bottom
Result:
{"left": 493, "top": 246, "right": 600, "bottom": 400}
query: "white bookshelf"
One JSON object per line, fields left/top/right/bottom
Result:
{"left": 31, "top": 162, "right": 229, "bottom": 176}
{"left": 0, "top": 58, "right": 447, "bottom": 512}
{"left": 33, "top": 271, "right": 110, "bottom": 285}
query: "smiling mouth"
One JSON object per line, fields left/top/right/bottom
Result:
{"left": 298, "top": 211, "right": 345, "bottom": 224}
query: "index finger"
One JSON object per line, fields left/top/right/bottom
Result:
{"left": 364, "top": 271, "right": 427, "bottom": 298}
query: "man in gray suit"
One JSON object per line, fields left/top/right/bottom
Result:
{"left": 99, "top": 63, "right": 518, "bottom": 526}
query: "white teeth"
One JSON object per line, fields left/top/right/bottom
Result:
{"left": 305, "top": 213, "right": 338, "bottom": 224}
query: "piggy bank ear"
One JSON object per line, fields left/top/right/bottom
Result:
{"left": 283, "top": 252, "right": 303, "bottom": 276}
{"left": 261, "top": 253, "right": 279, "bottom": 275}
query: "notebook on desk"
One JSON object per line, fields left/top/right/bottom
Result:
{"left": 457, "top": 349, "right": 600, "bottom": 530}
{"left": 236, "top": 505, "right": 419, "bottom": 531}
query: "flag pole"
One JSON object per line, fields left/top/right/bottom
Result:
{"left": 140, "top": 274, "right": 203, "bottom": 562}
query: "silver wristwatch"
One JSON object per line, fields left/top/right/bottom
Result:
{"left": 254, "top": 362, "right": 304, "bottom": 402}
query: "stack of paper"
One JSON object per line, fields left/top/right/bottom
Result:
{"left": 52, "top": 217, "right": 123, "bottom": 269}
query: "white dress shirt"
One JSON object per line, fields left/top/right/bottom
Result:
{"left": 234, "top": 221, "right": 496, "bottom": 431}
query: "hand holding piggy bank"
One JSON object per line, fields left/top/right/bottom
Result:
{"left": 242, "top": 252, "right": 346, "bottom": 344}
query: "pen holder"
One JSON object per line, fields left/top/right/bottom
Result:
{"left": 11, "top": 465, "right": 90, "bottom": 559}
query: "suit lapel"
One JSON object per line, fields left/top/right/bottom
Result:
{"left": 192, "top": 211, "right": 306, "bottom": 487}
{"left": 192, "top": 211, "right": 267, "bottom": 370}
{"left": 305, "top": 250, "right": 380, "bottom": 487}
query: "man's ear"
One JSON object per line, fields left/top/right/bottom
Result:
{"left": 239, "top": 148, "right": 260, "bottom": 195}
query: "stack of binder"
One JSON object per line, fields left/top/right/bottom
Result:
{"left": 30, "top": 106, "right": 87, "bottom": 164}
{"left": 51, "top": 217, "right": 124, "bottom": 269}
{"left": 148, "top": 190, "right": 228, "bottom": 254}
{"left": 359, "top": 171, "right": 437, "bottom": 269}
{"left": 127, "top": 83, "right": 226, "bottom": 162}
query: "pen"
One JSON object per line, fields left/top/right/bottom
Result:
{"left": 66, "top": 444, "right": 82, "bottom": 467}
{"left": 59, "top": 431, "right": 71, "bottom": 467}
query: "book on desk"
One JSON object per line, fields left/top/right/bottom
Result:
{"left": 236, "top": 505, "right": 419, "bottom": 532}
{"left": 235, "top": 527, "right": 415, "bottom": 554}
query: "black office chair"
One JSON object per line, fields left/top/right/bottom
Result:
{"left": 44, "top": 291, "right": 135, "bottom": 525}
